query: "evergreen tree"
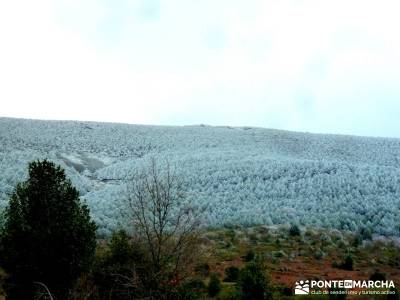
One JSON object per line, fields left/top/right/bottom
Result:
{"left": 224, "top": 266, "right": 240, "bottom": 282}
{"left": 93, "top": 230, "right": 142, "bottom": 299}
{"left": 237, "top": 262, "right": 271, "bottom": 300}
{"left": 0, "top": 160, "right": 97, "bottom": 299}
{"left": 340, "top": 255, "right": 354, "bottom": 271}
{"left": 208, "top": 273, "right": 221, "bottom": 297}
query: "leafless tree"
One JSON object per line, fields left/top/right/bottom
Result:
{"left": 125, "top": 158, "right": 201, "bottom": 298}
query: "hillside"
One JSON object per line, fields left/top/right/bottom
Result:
{"left": 1, "top": 117, "right": 400, "bottom": 236}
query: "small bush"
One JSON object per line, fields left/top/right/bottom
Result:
{"left": 208, "top": 273, "right": 221, "bottom": 297}
{"left": 92, "top": 230, "right": 142, "bottom": 299}
{"left": 195, "top": 263, "right": 211, "bottom": 277}
{"left": 358, "top": 227, "right": 372, "bottom": 241}
{"left": 248, "top": 233, "right": 259, "bottom": 244}
{"left": 369, "top": 270, "right": 386, "bottom": 282}
{"left": 320, "top": 233, "right": 332, "bottom": 245}
{"left": 256, "top": 226, "right": 269, "bottom": 235}
{"left": 314, "top": 249, "right": 325, "bottom": 260}
{"left": 289, "top": 225, "right": 301, "bottom": 237}
{"left": 108, "top": 229, "right": 137, "bottom": 264}
{"left": 178, "top": 278, "right": 206, "bottom": 300}
{"left": 237, "top": 262, "right": 271, "bottom": 300}
{"left": 244, "top": 250, "right": 255, "bottom": 262}
{"left": 275, "top": 285, "right": 292, "bottom": 296}
{"left": 341, "top": 255, "right": 354, "bottom": 271}
{"left": 226, "top": 229, "right": 236, "bottom": 243}
{"left": 352, "top": 234, "right": 362, "bottom": 247}
{"left": 224, "top": 266, "right": 240, "bottom": 282}
{"left": 273, "top": 250, "right": 286, "bottom": 258}
{"left": 218, "top": 284, "right": 240, "bottom": 300}
{"left": 333, "top": 255, "right": 353, "bottom": 271}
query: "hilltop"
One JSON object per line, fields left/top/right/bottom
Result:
{"left": 1, "top": 117, "right": 400, "bottom": 236}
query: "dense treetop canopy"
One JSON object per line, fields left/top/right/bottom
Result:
{"left": 1, "top": 117, "right": 400, "bottom": 236}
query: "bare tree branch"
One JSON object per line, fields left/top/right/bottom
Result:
{"left": 125, "top": 157, "right": 201, "bottom": 297}
{"left": 33, "top": 282, "right": 54, "bottom": 300}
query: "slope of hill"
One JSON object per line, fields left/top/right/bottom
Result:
{"left": 1, "top": 117, "right": 400, "bottom": 236}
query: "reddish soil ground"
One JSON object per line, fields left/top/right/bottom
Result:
{"left": 214, "top": 256, "right": 400, "bottom": 299}
{"left": 271, "top": 258, "right": 400, "bottom": 288}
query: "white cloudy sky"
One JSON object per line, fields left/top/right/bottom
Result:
{"left": 1, "top": 0, "right": 400, "bottom": 137}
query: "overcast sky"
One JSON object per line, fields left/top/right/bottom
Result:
{"left": 1, "top": 1, "right": 400, "bottom": 137}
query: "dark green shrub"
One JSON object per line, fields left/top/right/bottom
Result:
{"left": 195, "top": 263, "right": 210, "bottom": 277}
{"left": 340, "top": 255, "right": 354, "bottom": 271}
{"left": 273, "top": 250, "right": 286, "bottom": 258}
{"left": 237, "top": 262, "right": 271, "bottom": 300}
{"left": 226, "top": 229, "right": 236, "bottom": 243}
{"left": 314, "top": 249, "right": 325, "bottom": 260}
{"left": 244, "top": 250, "right": 255, "bottom": 262}
{"left": 388, "top": 287, "right": 399, "bottom": 300}
{"left": 224, "top": 266, "right": 240, "bottom": 282}
{"left": 249, "top": 233, "right": 259, "bottom": 244}
{"left": 0, "top": 160, "right": 97, "bottom": 300}
{"left": 280, "top": 285, "right": 292, "bottom": 296}
{"left": 358, "top": 227, "right": 372, "bottom": 240}
{"left": 352, "top": 234, "right": 362, "bottom": 247}
{"left": 178, "top": 277, "right": 206, "bottom": 300}
{"left": 332, "top": 255, "right": 354, "bottom": 271}
{"left": 208, "top": 273, "right": 221, "bottom": 297}
{"left": 108, "top": 230, "right": 135, "bottom": 263}
{"left": 289, "top": 225, "right": 301, "bottom": 237}
{"left": 369, "top": 270, "right": 386, "bottom": 282}
{"left": 93, "top": 230, "right": 142, "bottom": 299}
{"left": 218, "top": 284, "right": 240, "bottom": 300}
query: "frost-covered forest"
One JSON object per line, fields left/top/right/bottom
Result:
{"left": 1, "top": 117, "right": 400, "bottom": 236}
